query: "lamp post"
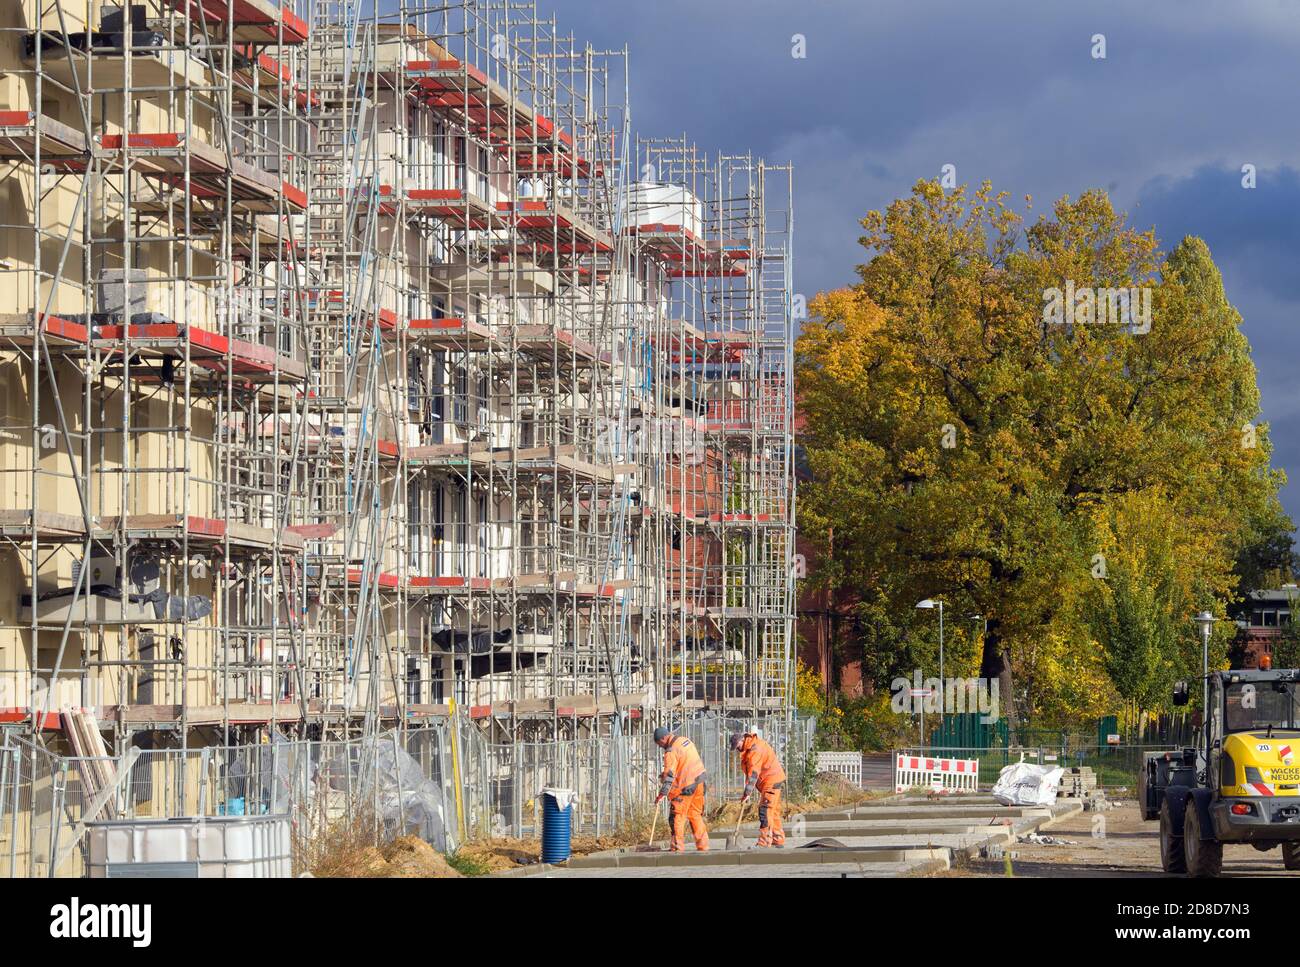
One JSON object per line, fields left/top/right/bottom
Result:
{"left": 1195, "top": 611, "right": 1217, "bottom": 718}
{"left": 917, "top": 599, "right": 944, "bottom": 741}
{"left": 968, "top": 612, "right": 986, "bottom": 718}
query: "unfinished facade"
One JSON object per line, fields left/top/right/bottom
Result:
{"left": 0, "top": 0, "right": 795, "bottom": 758}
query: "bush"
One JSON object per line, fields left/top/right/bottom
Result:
{"left": 1274, "top": 624, "right": 1300, "bottom": 671}
{"left": 795, "top": 659, "right": 826, "bottom": 714}
{"left": 788, "top": 745, "right": 819, "bottom": 801}
{"left": 815, "top": 691, "right": 911, "bottom": 752}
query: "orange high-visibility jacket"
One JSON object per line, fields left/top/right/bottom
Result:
{"left": 740, "top": 735, "right": 786, "bottom": 790}
{"left": 659, "top": 735, "right": 707, "bottom": 797}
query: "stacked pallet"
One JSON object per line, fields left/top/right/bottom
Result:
{"left": 63, "top": 708, "right": 119, "bottom": 820}
{"left": 1056, "top": 765, "right": 1098, "bottom": 798}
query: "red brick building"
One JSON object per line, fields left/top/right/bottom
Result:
{"left": 1230, "top": 588, "right": 1297, "bottom": 668}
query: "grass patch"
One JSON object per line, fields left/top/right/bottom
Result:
{"left": 445, "top": 849, "right": 495, "bottom": 877}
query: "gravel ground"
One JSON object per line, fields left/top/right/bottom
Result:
{"left": 952, "top": 803, "right": 1300, "bottom": 877}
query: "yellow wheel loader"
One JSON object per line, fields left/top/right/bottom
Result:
{"left": 1139, "top": 667, "right": 1300, "bottom": 877}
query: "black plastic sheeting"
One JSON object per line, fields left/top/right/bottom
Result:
{"left": 430, "top": 625, "right": 511, "bottom": 656}
{"left": 427, "top": 626, "right": 538, "bottom": 679}
{"left": 470, "top": 650, "right": 536, "bottom": 679}
{"left": 20, "top": 584, "right": 213, "bottom": 621}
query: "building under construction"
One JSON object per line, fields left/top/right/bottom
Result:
{"left": 0, "top": 0, "right": 795, "bottom": 766}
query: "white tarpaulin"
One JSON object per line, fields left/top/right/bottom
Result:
{"left": 319, "top": 731, "right": 449, "bottom": 852}
{"left": 991, "top": 761, "right": 1063, "bottom": 806}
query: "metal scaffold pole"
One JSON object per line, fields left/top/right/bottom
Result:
{"left": 0, "top": 0, "right": 797, "bottom": 870}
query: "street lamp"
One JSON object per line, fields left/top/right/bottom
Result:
{"left": 916, "top": 599, "right": 945, "bottom": 741}
{"left": 1194, "top": 611, "right": 1217, "bottom": 716}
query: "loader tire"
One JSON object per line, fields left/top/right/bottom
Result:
{"left": 1184, "top": 805, "right": 1222, "bottom": 878}
{"left": 1283, "top": 842, "right": 1300, "bottom": 871}
{"left": 1159, "top": 798, "right": 1186, "bottom": 874}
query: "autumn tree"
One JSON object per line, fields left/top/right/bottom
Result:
{"left": 796, "top": 181, "right": 1285, "bottom": 725}
{"left": 1084, "top": 492, "right": 1230, "bottom": 729}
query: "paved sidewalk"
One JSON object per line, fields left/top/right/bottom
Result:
{"left": 498, "top": 794, "right": 1079, "bottom": 878}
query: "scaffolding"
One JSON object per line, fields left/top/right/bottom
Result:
{"left": 0, "top": 0, "right": 796, "bottom": 775}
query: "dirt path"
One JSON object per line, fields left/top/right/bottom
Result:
{"left": 954, "top": 803, "right": 1299, "bottom": 877}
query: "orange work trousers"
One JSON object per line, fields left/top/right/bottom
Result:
{"left": 669, "top": 781, "right": 709, "bottom": 851}
{"left": 757, "top": 783, "right": 784, "bottom": 846}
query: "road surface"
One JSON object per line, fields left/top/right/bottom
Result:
{"left": 956, "top": 802, "right": 1300, "bottom": 878}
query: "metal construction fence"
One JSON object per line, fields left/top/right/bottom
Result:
{"left": 916, "top": 741, "right": 1181, "bottom": 789}
{"left": 427, "top": 709, "right": 815, "bottom": 841}
{"left": 0, "top": 709, "right": 813, "bottom": 877}
{"left": 0, "top": 728, "right": 456, "bottom": 878}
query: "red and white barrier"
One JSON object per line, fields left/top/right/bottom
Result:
{"left": 894, "top": 753, "right": 979, "bottom": 793}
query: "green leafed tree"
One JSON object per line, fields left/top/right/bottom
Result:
{"left": 1084, "top": 492, "right": 1227, "bottom": 723}
{"left": 796, "top": 180, "right": 1287, "bottom": 726}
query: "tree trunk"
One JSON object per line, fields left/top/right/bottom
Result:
{"left": 979, "top": 618, "right": 1018, "bottom": 730}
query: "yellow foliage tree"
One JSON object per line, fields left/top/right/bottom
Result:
{"left": 794, "top": 659, "right": 826, "bottom": 714}
{"left": 797, "top": 181, "right": 1287, "bottom": 726}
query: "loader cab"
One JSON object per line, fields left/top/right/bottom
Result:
{"left": 1182, "top": 671, "right": 1300, "bottom": 735}
{"left": 1173, "top": 671, "right": 1300, "bottom": 777}
{"left": 1222, "top": 675, "right": 1300, "bottom": 734}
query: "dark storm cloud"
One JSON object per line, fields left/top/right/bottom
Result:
{"left": 541, "top": 0, "right": 1300, "bottom": 516}
{"left": 1136, "top": 165, "right": 1300, "bottom": 304}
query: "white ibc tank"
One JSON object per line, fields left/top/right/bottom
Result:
{"left": 85, "top": 815, "right": 291, "bottom": 878}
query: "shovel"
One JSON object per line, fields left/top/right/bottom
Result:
{"left": 726, "top": 798, "right": 748, "bottom": 850}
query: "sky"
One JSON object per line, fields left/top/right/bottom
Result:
{"left": 542, "top": 0, "right": 1300, "bottom": 522}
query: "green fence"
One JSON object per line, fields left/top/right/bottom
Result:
{"left": 931, "top": 713, "right": 1008, "bottom": 755}
{"left": 923, "top": 713, "right": 1191, "bottom": 789}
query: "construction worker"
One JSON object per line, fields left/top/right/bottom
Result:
{"left": 654, "top": 726, "right": 709, "bottom": 851}
{"left": 732, "top": 730, "right": 786, "bottom": 847}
